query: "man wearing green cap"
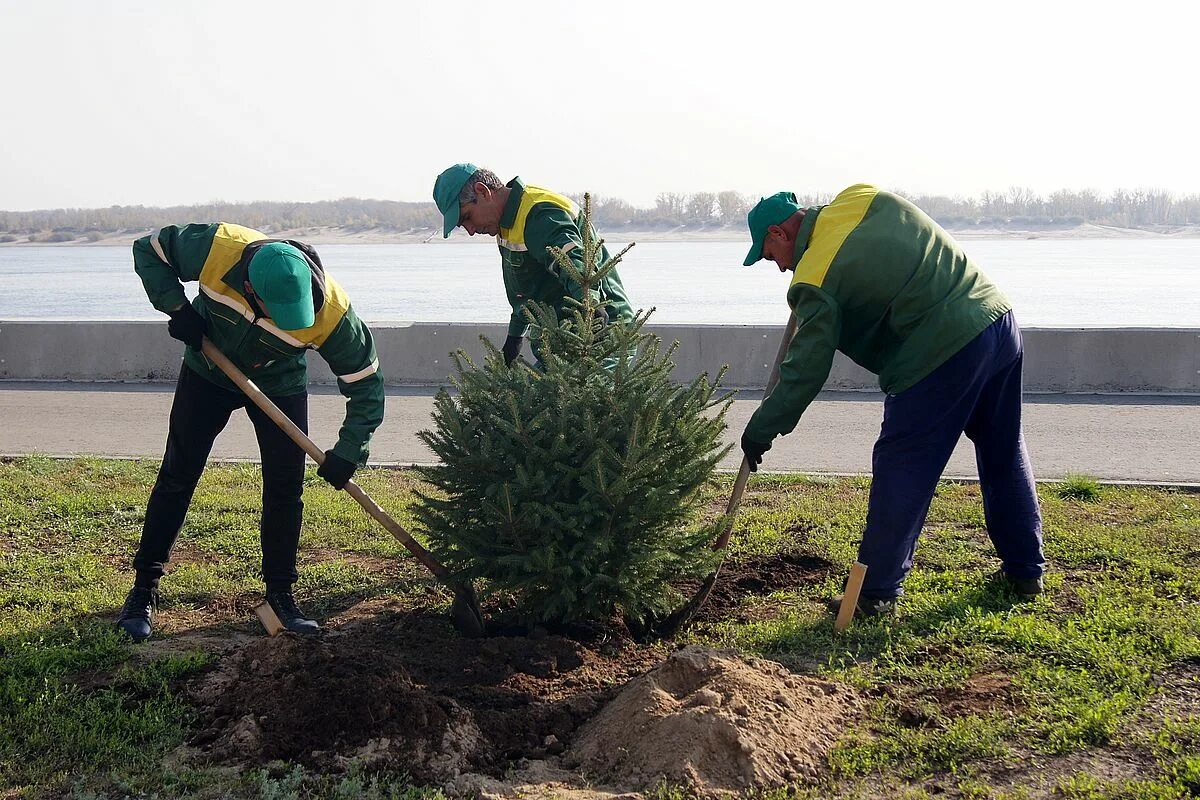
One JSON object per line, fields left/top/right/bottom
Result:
{"left": 432, "top": 163, "right": 634, "bottom": 365}
{"left": 116, "top": 223, "right": 385, "bottom": 640}
{"left": 740, "top": 185, "right": 1044, "bottom": 617}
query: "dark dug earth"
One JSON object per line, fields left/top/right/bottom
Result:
{"left": 185, "top": 612, "right": 664, "bottom": 782}
{"left": 181, "top": 549, "right": 849, "bottom": 794}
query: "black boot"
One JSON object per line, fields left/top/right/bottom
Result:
{"left": 116, "top": 586, "right": 158, "bottom": 642}
{"left": 265, "top": 591, "right": 320, "bottom": 636}
{"left": 992, "top": 569, "right": 1044, "bottom": 599}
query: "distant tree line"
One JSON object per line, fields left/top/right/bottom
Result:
{"left": 3, "top": 188, "right": 1200, "bottom": 241}
{"left": 896, "top": 187, "right": 1200, "bottom": 229}
{"left": 0, "top": 199, "right": 438, "bottom": 241}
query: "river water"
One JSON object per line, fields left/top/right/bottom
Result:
{"left": 2, "top": 239, "right": 1197, "bottom": 327}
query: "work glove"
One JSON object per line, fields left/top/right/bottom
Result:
{"left": 501, "top": 335, "right": 524, "bottom": 366}
{"left": 741, "top": 432, "right": 772, "bottom": 473}
{"left": 167, "top": 304, "right": 207, "bottom": 350}
{"left": 317, "top": 450, "right": 357, "bottom": 489}
{"left": 595, "top": 305, "right": 610, "bottom": 326}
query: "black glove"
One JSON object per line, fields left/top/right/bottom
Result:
{"left": 595, "top": 305, "right": 610, "bottom": 325}
{"left": 317, "top": 450, "right": 357, "bottom": 489}
{"left": 741, "top": 432, "right": 772, "bottom": 473}
{"left": 502, "top": 335, "right": 523, "bottom": 366}
{"left": 167, "top": 304, "right": 207, "bottom": 349}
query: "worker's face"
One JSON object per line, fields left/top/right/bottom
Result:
{"left": 761, "top": 225, "right": 796, "bottom": 272}
{"left": 457, "top": 183, "right": 506, "bottom": 236}
{"left": 242, "top": 280, "right": 267, "bottom": 315}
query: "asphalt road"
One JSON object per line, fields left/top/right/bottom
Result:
{"left": 3, "top": 383, "right": 1197, "bottom": 484}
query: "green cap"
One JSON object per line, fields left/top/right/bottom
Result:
{"left": 248, "top": 243, "right": 315, "bottom": 330}
{"left": 743, "top": 191, "right": 802, "bottom": 266}
{"left": 432, "top": 162, "right": 479, "bottom": 238}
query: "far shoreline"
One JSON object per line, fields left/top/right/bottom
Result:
{"left": 4, "top": 222, "right": 1200, "bottom": 247}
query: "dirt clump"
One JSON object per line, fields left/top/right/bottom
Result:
{"left": 691, "top": 551, "right": 832, "bottom": 623}
{"left": 189, "top": 634, "right": 473, "bottom": 775}
{"left": 931, "top": 672, "right": 1017, "bottom": 717}
{"left": 184, "top": 611, "right": 664, "bottom": 783}
{"left": 889, "top": 672, "right": 1019, "bottom": 728}
{"left": 566, "top": 646, "right": 860, "bottom": 793}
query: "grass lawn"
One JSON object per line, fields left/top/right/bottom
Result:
{"left": 1, "top": 456, "right": 1198, "bottom": 799}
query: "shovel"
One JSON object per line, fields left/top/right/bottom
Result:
{"left": 647, "top": 312, "right": 799, "bottom": 639}
{"left": 199, "top": 338, "right": 486, "bottom": 637}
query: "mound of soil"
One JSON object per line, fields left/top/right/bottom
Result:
{"left": 180, "top": 550, "right": 843, "bottom": 790}
{"left": 566, "top": 646, "right": 860, "bottom": 793}
{"left": 185, "top": 612, "right": 664, "bottom": 782}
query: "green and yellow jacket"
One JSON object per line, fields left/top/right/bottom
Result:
{"left": 745, "top": 184, "right": 1012, "bottom": 443}
{"left": 133, "top": 223, "right": 384, "bottom": 465}
{"left": 497, "top": 177, "right": 634, "bottom": 337}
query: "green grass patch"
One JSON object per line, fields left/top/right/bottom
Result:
{"left": 1, "top": 457, "right": 1198, "bottom": 798}
{"left": 695, "top": 474, "right": 1200, "bottom": 793}
{"left": 1058, "top": 472, "right": 1104, "bottom": 502}
{"left": 0, "top": 621, "right": 211, "bottom": 793}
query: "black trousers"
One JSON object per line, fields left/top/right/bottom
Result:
{"left": 133, "top": 364, "right": 308, "bottom": 592}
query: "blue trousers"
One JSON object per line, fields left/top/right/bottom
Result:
{"left": 858, "top": 311, "right": 1044, "bottom": 599}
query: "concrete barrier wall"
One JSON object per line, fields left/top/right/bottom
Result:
{"left": 1, "top": 321, "right": 1197, "bottom": 392}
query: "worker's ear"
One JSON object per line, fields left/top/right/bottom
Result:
{"left": 766, "top": 224, "right": 788, "bottom": 243}
{"left": 474, "top": 182, "right": 493, "bottom": 202}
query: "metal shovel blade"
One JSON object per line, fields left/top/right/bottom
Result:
{"left": 450, "top": 582, "right": 486, "bottom": 638}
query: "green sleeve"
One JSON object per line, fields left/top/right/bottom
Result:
{"left": 744, "top": 285, "right": 842, "bottom": 443}
{"left": 524, "top": 205, "right": 601, "bottom": 306}
{"left": 131, "top": 223, "right": 219, "bottom": 313}
{"left": 315, "top": 306, "right": 385, "bottom": 465}
{"left": 501, "top": 260, "right": 530, "bottom": 338}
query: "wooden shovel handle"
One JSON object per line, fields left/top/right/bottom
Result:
{"left": 713, "top": 459, "right": 752, "bottom": 551}
{"left": 199, "top": 338, "right": 450, "bottom": 579}
{"left": 712, "top": 312, "right": 800, "bottom": 549}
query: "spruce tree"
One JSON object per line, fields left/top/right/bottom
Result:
{"left": 415, "top": 195, "right": 731, "bottom": 625}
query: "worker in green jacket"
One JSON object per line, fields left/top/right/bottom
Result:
{"left": 431, "top": 163, "right": 635, "bottom": 366}
{"left": 741, "top": 185, "right": 1044, "bottom": 616}
{"left": 116, "top": 223, "right": 385, "bottom": 641}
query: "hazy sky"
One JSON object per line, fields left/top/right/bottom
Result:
{"left": 1, "top": 0, "right": 1195, "bottom": 211}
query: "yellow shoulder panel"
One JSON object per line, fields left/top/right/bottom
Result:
{"left": 790, "top": 184, "right": 879, "bottom": 290}
{"left": 307, "top": 275, "right": 352, "bottom": 347}
{"left": 200, "top": 223, "right": 268, "bottom": 310}
{"left": 499, "top": 185, "right": 578, "bottom": 248}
